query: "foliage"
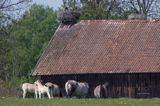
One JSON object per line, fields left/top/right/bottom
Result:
{"left": 61, "top": 0, "right": 160, "bottom": 19}
{"left": 0, "top": 0, "right": 32, "bottom": 82}
{"left": 9, "top": 4, "right": 59, "bottom": 81}
{"left": 62, "top": 0, "right": 81, "bottom": 10}
{"left": 60, "top": 0, "right": 128, "bottom": 20}
{"left": 0, "top": 4, "right": 59, "bottom": 84}
{"left": 0, "top": 27, "right": 12, "bottom": 81}
{"left": 81, "top": 0, "right": 107, "bottom": 19}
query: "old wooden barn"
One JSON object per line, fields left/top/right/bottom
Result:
{"left": 32, "top": 20, "right": 160, "bottom": 98}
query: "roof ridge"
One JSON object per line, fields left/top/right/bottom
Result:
{"left": 80, "top": 20, "right": 160, "bottom": 23}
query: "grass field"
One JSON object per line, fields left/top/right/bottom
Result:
{"left": 0, "top": 98, "right": 160, "bottom": 106}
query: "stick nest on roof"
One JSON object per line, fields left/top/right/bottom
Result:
{"left": 57, "top": 8, "right": 81, "bottom": 25}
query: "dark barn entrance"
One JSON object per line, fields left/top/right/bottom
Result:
{"left": 41, "top": 73, "right": 160, "bottom": 98}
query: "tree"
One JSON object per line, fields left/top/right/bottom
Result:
{"left": 0, "top": 0, "right": 32, "bottom": 27}
{"left": 0, "top": 0, "right": 31, "bottom": 11}
{"left": 0, "top": 26, "right": 12, "bottom": 81}
{"left": 60, "top": 0, "right": 160, "bottom": 19}
{"left": 80, "top": 0, "right": 107, "bottom": 19}
{"left": 0, "top": 4, "right": 59, "bottom": 82}
{"left": 13, "top": 4, "right": 58, "bottom": 78}
{"left": 121, "top": 0, "right": 160, "bottom": 19}
{"left": 62, "top": 0, "right": 81, "bottom": 10}
{"left": 60, "top": 0, "right": 125, "bottom": 20}
{"left": 0, "top": 0, "right": 33, "bottom": 82}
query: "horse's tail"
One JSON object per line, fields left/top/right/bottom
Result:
{"left": 65, "top": 81, "right": 73, "bottom": 97}
{"left": 65, "top": 82, "right": 69, "bottom": 95}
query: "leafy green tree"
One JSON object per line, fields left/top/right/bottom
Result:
{"left": 62, "top": 0, "right": 81, "bottom": 10}
{"left": 0, "top": 0, "right": 32, "bottom": 82}
{"left": 0, "top": 27, "right": 12, "bottom": 81}
{"left": 7, "top": 4, "right": 59, "bottom": 82}
{"left": 81, "top": 0, "right": 126, "bottom": 20}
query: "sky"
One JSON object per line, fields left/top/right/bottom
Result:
{"left": 11, "top": 0, "right": 63, "bottom": 18}
{"left": 32, "top": 0, "right": 63, "bottom": 10}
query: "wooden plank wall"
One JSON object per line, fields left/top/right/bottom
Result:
{"left": 41, "top": 73, "right": 160, "bottom": 98}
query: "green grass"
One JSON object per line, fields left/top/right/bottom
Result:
{"left": 0, "top": 98, "right": 160, "bottom": 106}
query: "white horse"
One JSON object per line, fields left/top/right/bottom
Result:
{"left": 21, "top": 83, "right": 38, "bottom": 99}
{"left": 94, "top": 82, "right": 109, "bottom": 98}
{"left": 45, "top": 82, "right": 60, "bottom": 98}
{"left": 65, "top": 80, "right": 89, "bottom": 98}
{"left": 34, "top": 80, "right": 51, "bottom": 99}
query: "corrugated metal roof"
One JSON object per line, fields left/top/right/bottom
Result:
{"left": 32, "top": 20, "right": 160, "bottom": 76}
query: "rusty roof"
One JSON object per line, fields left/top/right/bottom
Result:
{"left": 32, "top": 20, "right": 160, "bottom": 76}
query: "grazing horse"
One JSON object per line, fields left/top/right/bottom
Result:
{"left": 34, "top": 80, "right": 51, "bottom": 99}
{"left": 65, "top": 80, "right": 89, "bottom": 98}
{"left": 45, "top": 82, "right": 60, "bottom": 98}
{"left": 21, "top": 83, "right": 38, "bottom": 99}
{"left": 94, "top": 82, "right": 109, "bottom": 98}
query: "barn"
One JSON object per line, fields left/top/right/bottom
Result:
{"left": 32, "top": 20, "right": 160, "bottom": 98}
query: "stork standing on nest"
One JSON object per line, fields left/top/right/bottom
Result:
{"left": 57, "top": 7, "right": 81, "bottom": 27}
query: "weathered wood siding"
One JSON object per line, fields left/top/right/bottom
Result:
{"left": 41, "top": 73, "right": 160, "bottom": 98}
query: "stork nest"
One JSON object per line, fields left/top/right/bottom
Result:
{"left": 58, "top": 10, "right": 81, "bottom": 25}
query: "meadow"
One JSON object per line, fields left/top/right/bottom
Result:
{"left": 0, "top": 98, "right": 160, "bottom": 106}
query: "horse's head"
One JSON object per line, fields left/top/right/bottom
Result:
{"left": 103, "top": 82, "right": 109, "bottom": 88}
{"left": 66, "top": 80, "right": 78, "bottom": 97}
{"left": 34, "top": 80, "right": 42, "bottom": 86}
{"left": 45, "top": 82, "right": 53, "bottom": 87}
{"left": 68, "top": 80, "right": 78, "bottom": 90}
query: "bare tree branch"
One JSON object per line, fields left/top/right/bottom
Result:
{"left": 0, "top": 0, "right": 32, "bottom": 26}
{"left": 0, "top": 0, "right": 31, "bottom": 10}
{"left": 0, "top": 0, "right": 8, "bottom": 9}
{"left": 121, "top": 0, "right": 160, "bottom": 19}
{"left": 0, "top": 0, "right": 24, "bottom": 9}
{"left": 146, "top": 0, "right": 154, "bottom": 13}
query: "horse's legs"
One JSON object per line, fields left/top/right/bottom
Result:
{"left": 35, "top": 90, "right": 38, "bottom": 99}
{"left": 47, "top": 91, "right": 51, "bottom": 99}
{"left": 50, "top": 89, "right": 53, "bottom": 98}
{"left": 23, "top": 90, "right": 26, "bottom": 99}
{"left": 38, "top": 91, "right": 41, "bottom": 99}
{"left": 42, "top": 93, "right": 44, "bottom": 99}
